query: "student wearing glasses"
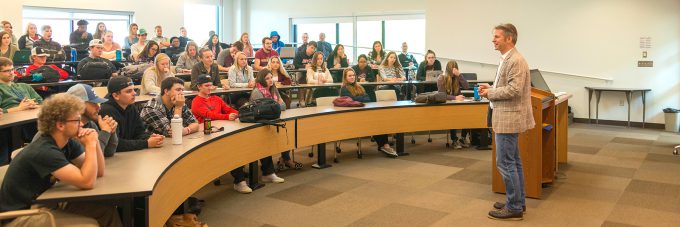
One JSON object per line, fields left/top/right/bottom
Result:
{"left": 0, "top": 57, "right": 42, "bottom": 113}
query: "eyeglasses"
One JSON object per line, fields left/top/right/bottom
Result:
{"left": 64, "top": 117, "right": 81, "bottom": 124}
{"left": 0, "top": 68, "right": 15, "bottom": 73}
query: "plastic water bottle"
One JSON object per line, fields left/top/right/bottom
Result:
{"left": 171, "top": 115, "right": 183, "bottom": 145}
{"left": 70, "top": 49, "right": 77, "bottom": 62}
{"left": 115, "top": 50, "right": 122, "bottom": 61}
{"left": 473, "top": 84, "right": 481, "bottom": 101}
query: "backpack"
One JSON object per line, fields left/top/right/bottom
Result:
{"left": 164, "top": 214, "right": 208, "bottom": 227}
{"left": 238, "top": 98, "right": 282, "bottom": 123}
{"left": 17, "top": 66, "right": 61, "bottom": 83}
{"left": 120, "top": 63, "right": 152, "bottom": 84}
{"left": 80, "top": 61, "right": 113, "bottom": 80}
{"left": 414, "top": 91, "right": 447, "bottom": 104}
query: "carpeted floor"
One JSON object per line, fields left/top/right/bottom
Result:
{"left": 191, "top": 123, "right": 680, "bottom": 226}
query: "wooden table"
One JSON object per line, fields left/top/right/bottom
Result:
{"left": 585, "top": 87, "right": 651, "bottom": 127}
{"left": 33, "top": 100, "right": 491, "bottom": 226}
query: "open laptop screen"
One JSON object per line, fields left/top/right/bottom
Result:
{"left": 530, "top": 69, "right": 551, "bottom": 92}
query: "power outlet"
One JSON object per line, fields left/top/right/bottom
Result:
{"left": 619, "top": 100, "right": 625, "bottom": 106}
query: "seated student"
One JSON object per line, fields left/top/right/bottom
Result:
{"left": 176, "top": 41, "right": 199, "bottom": 73}
{"left": 0, "top": 93, "right": 123, "bottom": 227}
{"left": 203, "top": 34, "right": 223, "bottom": 60}
{"left": 18, "top": 23, "right": 41, "bottom": 50}
{"left": 0, "top": 31, "right": 19, "bottom": 60}
{"left": 190, "top": 74, "right": 261, "bottom": 193}
{"left": 217, "top": 41, "right": 243, "bottom": 72}
{"left": 178, "top": 27, "right": 192, "bottom": 49}
{"left": 266, "top": 56, "right": 292, "bottom": 109}
{"left": 165, "top": 37, "right": 183, "bottom": 63}
{"left": 340, "top": 68, "right": 398, "bottom": 158}
{"left": 317, "top": 33, "right": 333, "bottom": 58}
{"left": 293, "top": 41, "right": 316, "bottom": 106}
{"left": 327, "top": 44, "right": 349, "bottom": 81}
{"left": 351, "top": 54, "right": 377, "bottom": 101}
{"left": 251, "top": 69, "right": 299, "bottom": 171}
{"left": 296, "top": 32, "right": 309, "bottom": 54}
{"left": 152, "top": 25, "right": 170, "bottom": 49}
{"left": 0, "top": 57, "right": 42, "bottom": 113}
{"left": 437, "top": 60, "right": 470, "bottom": 149}
{"left": 398, "top": 42, "right": 418, "bottom": 78}
{"left": 239, "top": 32, "right": 254, "bottom": 57}
{"left": 130, "top": 28, "right": 148, "bottom": 60}
{"left": 1, "top": 21, "right": 17, "bottom": 48}
{"left": 416, "top": 49, "right": 442, "bottom": 94}
{"left": 77, "top": 39, "right": 119, "bottom": 77}
{"left": 227, "top": 51, "right": 254, "bottom": 107}
{"left": 140, "top": 77, "right": 199, "bottom": 137}
{"left": 253, "top": 37, "right": 279, "bottom": 71}
{"left": 191, "top": 48, "right": 225, "bottom": 90}
{"left": 135, "top": 40, "right": 159, "bottom": 64}
{"left": 378, "top": 51, "right": 406, "bottom": 97}
{"left": 367, "top": 41, "right": 386, "bottom": 69}
{"left": 69, "top": 20, "right": 93, "bottom": 51}
{"left": 270, "top": 31, "right": 284, "bottom": 53}
{"left": 23, "top": 47, "right": 69, "bottom": 81}
{"left": 101, "top": 31, "right": 121, "bottom": 60}
{"left": 32, "top": 84, "right": 119, "bottom": 157}
{"left": 33, "top": 25, "right": 64, "bottom": 60}
{"left": 306, "top": 52, "right": 333, "bottom": 84}
{"left": 99, "top": 76, "right": 164, "bottom": 152}
{"left": 93, "top": 22, "right": 107, "bottom": 40}
{"left": 124, "top": 23, "right": 138, "bottom": 49}
{"left": 141, "top": 53, "right": 175, "bottom": 95}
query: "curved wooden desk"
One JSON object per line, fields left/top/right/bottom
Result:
{"left": 35, "top": 100, "right": 489, "bottom": 226}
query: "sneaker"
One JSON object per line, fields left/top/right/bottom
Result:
{"left": 493, "top": 202, "right": 526, "bottom": 213}
{"left": 262, "top": 173, "right": 285, "bottom": 183}
{"left": 488, "top": 207, "right": 523, "bottom": 221}
{"left": 379, "top": 146, "right": 398, "bottom": 158}
{"left": 453, "top": 140, "right": 463, "bottom": 149}
{"left": 459, "top": 138, "right": 470, "bottom": 148}
{"left": 233, "top": 181, "right": 252, "bottom": 194}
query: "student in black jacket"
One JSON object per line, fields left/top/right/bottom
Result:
{"left": 415, "top": 49, "right": 442, "bottom": 93}
{"left": 293, "top": 41, "right": 317, "bottom": 106}
{"left": 99, "top": 76, "right": 164, "bottom": 152}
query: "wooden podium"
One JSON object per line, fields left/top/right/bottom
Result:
{"left": 492, "top": 88, "right": 556, "bottom": 199}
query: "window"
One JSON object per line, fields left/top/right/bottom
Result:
{"left": 184, "top": 3, "right": 219, "bottom": 48}
{"left": 292, "top": 14, "right": 425, "bottom": 65}
{"left": 22, "top": 7, "right": 132, "bottom": 47}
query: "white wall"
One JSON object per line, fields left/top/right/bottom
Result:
{"left": 427, "top": 0, "right": 680, "bottom": 124}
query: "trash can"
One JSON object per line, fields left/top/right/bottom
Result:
{"left": 663, "top": 108, "right": 680, "bottom": 132}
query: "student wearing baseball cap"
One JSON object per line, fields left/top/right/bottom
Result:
{"left": 99, "top": 76, "right": 164, "bottom": 152}
{"left": 130, "top": 28, "right": 148, "bottom": 60}
{"left": 76, "top": 39, "right": 118, "bottom": 77}
{"left": 23, "top": 47, "right": 69, "bottom": 81}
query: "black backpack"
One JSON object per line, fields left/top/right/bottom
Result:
{"left": 17, "top": 66, "right": 61, "bottom": 83}
{"left": 238, "top": 98, "right": 282, "bottom": 123}
{"left": 80, "top": 61, "right": 113, "bottom": 80}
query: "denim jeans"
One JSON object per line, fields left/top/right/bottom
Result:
{"left": 495, "top": 133, "right": 525, "bottom": 212}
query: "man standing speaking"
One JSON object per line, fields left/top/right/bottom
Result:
{"left": 479, "top": 23, "right": 534, "bottom": 221}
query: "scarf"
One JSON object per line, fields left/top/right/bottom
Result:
{"left": 256, "top": 83, "right": 278, "bottom": 101}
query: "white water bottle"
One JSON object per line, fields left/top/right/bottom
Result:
{"left": 171, "top": 114, "right": 182, "bottom": 145}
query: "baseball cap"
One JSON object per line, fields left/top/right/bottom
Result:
{"left": 31, "top": 47, "right": 48, "bottom": 57}
{"left": 196, "top": 74, "right": 213, "bottom": 85}
{"left": 138, "top": 28, "right": 148, "bottom": 35}
{"left": 89, "top": 39, "right": 103, "bottom": 47}
{"left": 67, "top": 84, "right": 108, "bottom": 104}
{"left": 107, "top": 76, "right": 134, "bottom": 95}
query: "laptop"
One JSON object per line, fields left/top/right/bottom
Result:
{"left": 279, "top": 47, "right": 296, "bottom": 59}
{"left": 530, "top": 69, "right": 551, "bottom": 92}
{"left": 425, "top": 70, "right": 443, "bottom": 81}
{"left": 12, "top": 50, "right": 31, "bottom": 64}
